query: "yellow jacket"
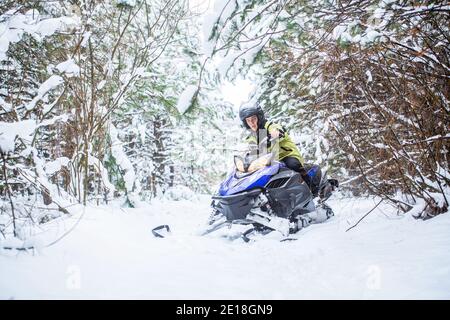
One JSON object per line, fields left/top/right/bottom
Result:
{"left": 245, "top": 120, "right": 304, "bottom": 164}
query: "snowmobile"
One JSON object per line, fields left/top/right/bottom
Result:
{"left": 201, "top": 148, "right": 338, "bottom": 242}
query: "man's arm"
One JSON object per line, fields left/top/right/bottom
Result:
{"left": 267, "top": 123, "right": 285, "bottom": 139}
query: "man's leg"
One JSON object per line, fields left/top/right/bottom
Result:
{"left": 282, "top": 157, "right": 312, "bottom": 188}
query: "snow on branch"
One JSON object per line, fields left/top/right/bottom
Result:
{"left": 0, "top": 9, "right": 80, "bottom": 61}
{"left": 176, "top": 85, "right": 198, "bottom": 114}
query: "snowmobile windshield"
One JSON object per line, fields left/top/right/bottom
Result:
{"left": 235, "top": 153, "right": 273, "bottom": 173}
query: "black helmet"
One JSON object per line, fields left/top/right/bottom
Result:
{"left": 239, "top": 104, "right": 265, "bottom": 129}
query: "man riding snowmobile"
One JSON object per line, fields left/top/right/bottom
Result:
{"left": 197, "top": 104, "right": 339, "bottom": 241}
{"left": 239, "top": 104, "right": 337, "bottom": 199}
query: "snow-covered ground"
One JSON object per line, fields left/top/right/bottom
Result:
{"left": 1, "top": 194, "right": 449, "bottom": 299}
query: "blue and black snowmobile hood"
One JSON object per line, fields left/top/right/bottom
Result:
{"left": 218, "top": 162, "right": 283, "bottom": 196}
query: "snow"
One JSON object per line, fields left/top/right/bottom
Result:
{"left": 332, "top": 25, "right": 347, "bottom": 40}
{"left": 117, "top": 0, "right": 137, "bottom": 7}
{"left": 214, "top": 0, "right": 236, "bottom": 20}
{"left": 201, "top": 0, "right": 238, "bottom": 57}
{"left": 398, "top": 4, "right": 450, "bottom": 15}
{"left": 138, "top": 124, "right": 146, "bottom": 144}
{"left": 97, "top": 80, "right": 106, "bottom": 90}
{"left": 373, "top": 8, "right": 386, "bottom": 19}
{"left": 26, "top": 75, "right": 64, "bottom": 111}
{"left": 45, "top": 157, "right": 70, "bottom": 175}
{"left": 220, "top": 77, "right": 255, "bottom": 111}
{"left": 176, "top": 85, "right": 198, "bottom": 114}
{"left": 39, "top": 114, "right": 69, "bottom": 127}
{"left": 366, "top": 70, "right": 373, "bottom": 83}
{"left": 0, "top": 9, "right": 79, "bottom": 61}
{"left": 1, "top": 195, "right": 449, "bottom": 299}
{"left": 217, "top": 52, "right": 239, "bottom": 77}
{"left": 56, "top": 59, "right": 80, "bottom": 77}
{"left": 0, "top": 120, "right": 36, "bottom": 153}
{"left": 88, "top": 155, "right": 116, "bottom": 196}
{"left": 164, "top": 185, "right": 197, "bottom": 201}
{"left": 372, "top": 143, "right": 388, "bottom": 149}
{"left": 202, "top": 14, "right": 217, "bottom": 57}
{"left": 332, "top": 24, "right": 382, "bottom": 46}
{"left": 109, "top": 124, "right": 135, "bottom": 192}
{"left": 360, "top": 28, "right": 382, "bottom": 45}
{"left": 80, "top": 31, "right": 91, "bottom": 47}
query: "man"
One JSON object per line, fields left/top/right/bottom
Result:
{"left": 239, "top": 104, "right": 312, "bottom": 188}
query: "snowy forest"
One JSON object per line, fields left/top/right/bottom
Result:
{"left": 0, "top": 0, "right": 449, "bottom": 299}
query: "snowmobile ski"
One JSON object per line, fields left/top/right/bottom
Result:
{"left": 152, "top": 225, "right": 171, "bottom": 238}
